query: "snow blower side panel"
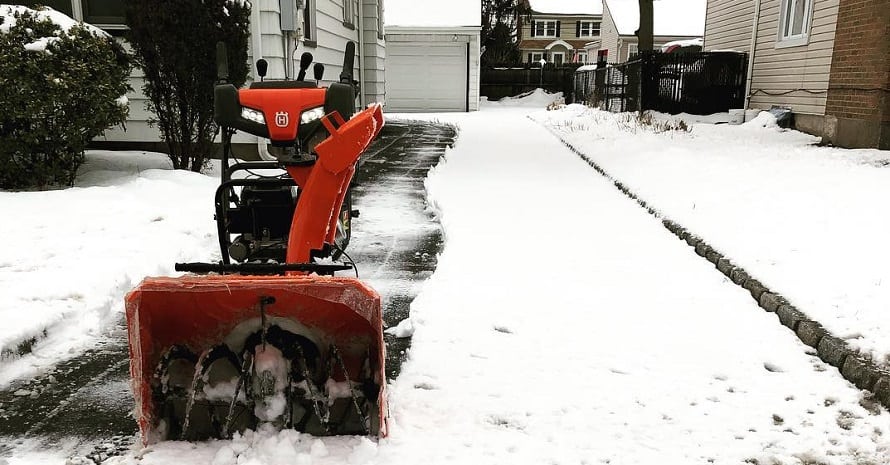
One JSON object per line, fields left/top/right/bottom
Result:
{"left": 126, "top": 276, "right": 386, "bottom": 444}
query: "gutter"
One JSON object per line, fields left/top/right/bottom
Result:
{"left": 744, "top": 0, "right": 761, "bottom": 109}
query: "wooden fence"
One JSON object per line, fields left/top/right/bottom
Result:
{"left": 482, "top": 64, "right": 583, "bottom": 102}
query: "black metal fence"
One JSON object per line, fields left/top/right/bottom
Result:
{"left": 482, "top": 64, "right": 583, "bottom": 102}
{"left": 574, "top": 51, "right": 748, "bottom": 115}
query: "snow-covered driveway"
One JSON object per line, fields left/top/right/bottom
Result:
{"left": 3, "top": 100, "right": 888, "bottom": 464}
{"left": 118, "top": 105, "right": 890, "bottom": 465}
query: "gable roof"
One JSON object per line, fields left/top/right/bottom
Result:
{"left": 384, "top": 0, "right": 481, "bottom": 27}
{"left": 605, "top": 0, "right": 705, "bottom": 37}
{"left": 528, "top": 0, "right": 603, "bottom": 15}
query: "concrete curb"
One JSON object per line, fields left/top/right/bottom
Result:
{"left": 556, "top": 136, "right": 890, "bottom": 410}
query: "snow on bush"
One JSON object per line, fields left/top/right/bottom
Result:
{"left": 0, "top": 5, "right": 131, "bottom": 189}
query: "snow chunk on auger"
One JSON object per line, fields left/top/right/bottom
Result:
{"left": 125, "top": 42, "right": 386, "bottom": 445}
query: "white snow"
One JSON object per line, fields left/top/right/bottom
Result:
{"left": 253, "top": 345, "right": 290, "bottom": 422}
{"left": 534, "top": 104, "right": 890, "bottom": 366}
{"left": 605, "top": 0, "right": 706, "bottom": 36}
{"left": 528, "top": 0, "right": 603, "bottom": 15}
{"left": 0, "top": 151, "right": 218, "bottom": 387}
{"left": 2, "top": 90, "right": 890, "bottom": 464}
{"left": 384, "top": 0, "right": 481, "bottom": 27}
{"left": 0, "top": 4, "right": 109, "bottom": 37}
{"left": 660, "top": 37, "right": 704, "bottom": 51}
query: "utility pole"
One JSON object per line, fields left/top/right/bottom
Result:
{"left": 636, "top": 0, "right": 654, "bottom": 51}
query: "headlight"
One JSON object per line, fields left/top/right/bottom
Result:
{"left": 241, "top": 107, "right": 265, "bottom": 125}
{"left": 300, "top": 106, "right": 325, "bottom": 124}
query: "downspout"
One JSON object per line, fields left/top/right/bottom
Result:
{"left": 357, "top": 0, "right": 366, "bottom": 107}
{"left": 744, "top": 0, "right": 761, "bottom": 109}
{"left": 251, "top": 4, "right": 274, "bottom": 160}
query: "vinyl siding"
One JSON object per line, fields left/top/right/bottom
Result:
{"left": 703, "top": 0, "right": 754, "bottom": 52}
{"left": 361, "top": 0, "right": 386, "bottom": 104}
{"left": 748, "top": 0, "right": 839, "bottom": 115}
{"left": 598, "top": 2, "right": 620, "bottom": 62}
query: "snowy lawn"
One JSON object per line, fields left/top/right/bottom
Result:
{"left": 0, "top": 151, "right": 219, "bottom": 386}
{"left": 2, "top": 93, "right": 889, "bottom": 464}
{"left": 533, "top": 105, "right": 890, "bottom": 368}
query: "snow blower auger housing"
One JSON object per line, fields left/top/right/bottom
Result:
{"left": 125, "top": 41, "right": 386, "bottom": 445}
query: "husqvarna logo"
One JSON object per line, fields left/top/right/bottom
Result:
{"left": 275, "top": 111, "right": 289, "bottom": 127}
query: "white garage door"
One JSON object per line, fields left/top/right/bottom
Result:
{"left": 386, "top": 42, "right": 468, "bottom": 112}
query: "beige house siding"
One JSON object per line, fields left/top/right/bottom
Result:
{"left": 748, "top": 0, "right": 839, "bottom": 115}
{"left": 703, "top": 0, "right": 754, "bottom": 52}
{"left": 519, "top": 15, "right": 604, "bottom": 42}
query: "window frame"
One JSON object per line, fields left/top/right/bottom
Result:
{"left": 533, "top": 20, "right": 558, "bottom": 38}
{"left": 577, "top": 50, "right": 588, "bottom": 63}
{"left": 342, "top": 0, "right": 358, "bottom": 29}
{"left": 530, "top": 52, "right": 544, "bottom": 64}
{"left": 303, "top": 0, "right": 318, "bottom": 47}
{"left": 26, "top": 0, "right": 126, "bottom": 31}
{"left": 578, "top": 21, "right": 600, "bottom": 38}
{"left": 628, "top": 43, "right": 638, "bottom": 59}
{"left": 776, "top": 0, "right": 813, "bottom": 48}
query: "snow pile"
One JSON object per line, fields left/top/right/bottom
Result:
{"left": 481, "top": 89, "right": 563, "bottom": 108}
{"left": 535, "top": 105, "right": 890, "bottom": 366}
{"left": 0, "top": 151, "right": 218, "bottom": 386}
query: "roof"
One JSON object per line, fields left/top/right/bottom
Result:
{"left": 528, "top": 0, "right": 603, "bottom": 15}
{"left": 605, "top": 0, "right": 705, "bottom": 37}
{"left": 384, "top": 0, "right": 481, "bottom": 27}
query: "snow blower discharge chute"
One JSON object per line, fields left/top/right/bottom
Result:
{"left": 125, "top": 41, "right": 386, "bottom": 444}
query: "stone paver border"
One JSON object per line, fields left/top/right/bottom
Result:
{"left": 551, "top": 132, "right": 890, "bottom": 409}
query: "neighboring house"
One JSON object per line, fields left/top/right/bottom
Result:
{"left": 383, "top": 0, "right": 481, "bottom": 112}
{"left": 704, "top": 0, "right": 889, "bottom": 149}
{"left": 593, "top": 0, "right": 706, "bottom": 63}
{"left": 518, "top": 0, "right": 604, "bottom": 65}
{"left": 35, "top": 0, "right": 386, "bottom": 150}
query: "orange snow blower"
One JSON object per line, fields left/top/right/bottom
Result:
{"left": 125, "top": 41, "right": 386, "bottom": 445}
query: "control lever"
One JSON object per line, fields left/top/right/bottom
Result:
{"left": 256, "top": 59, "right": 268, "bottom": 82}
{"left": 313, "top": 63, "right": 325, "bottom": 84}
{"left": 297, "top": 52, "right": 313, "bottom": 81}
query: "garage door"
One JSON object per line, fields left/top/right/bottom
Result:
{"left": 386, "top": 42, "right": 468, "bottom": 112}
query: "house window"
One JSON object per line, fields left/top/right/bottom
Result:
{"left": 628, "top": 43, "right": 638, "bottom": 59}
{"left": 25, "top": 1, "right": 125, "bottom": 29}
{"left": 577, "top": 51, "right": 588, "bottom": 63}
{"left": 342, "top": 0, "right": 358, "bottom": 29}
{"left": 577, "top": 21, "right": 600, "bottom": 37}
{"left": 529, "top": 52, "right": 544, "bottom": 64}
{"left": 532, "top": 20, "right": 558, "bottom": 38}
{"left": 777, "top": 0, "right": 812, "bottom": 47}
{"left": 303, "top": 0, "right": 317, "bottom": 46}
